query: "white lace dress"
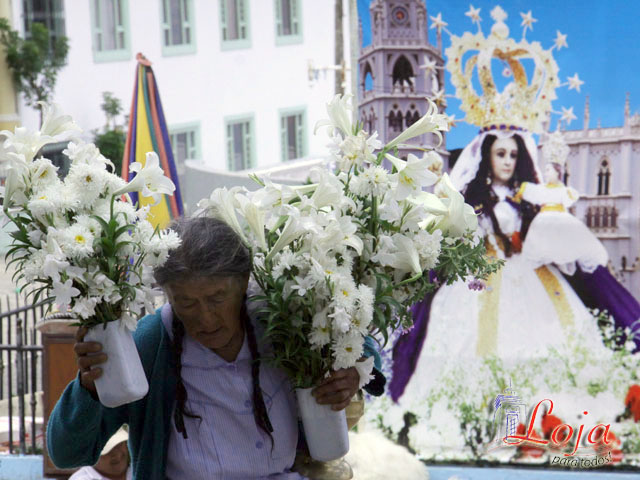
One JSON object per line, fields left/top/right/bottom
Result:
{"left": 517, "top": 182, "right": 608, "bottom": 275}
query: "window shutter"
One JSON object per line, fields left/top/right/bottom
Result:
{"left": 182, "top": 0, "right": 191, "bottom": 45}
{"left": 280, "top": 116, "right": 287, "bottom": 161}
{"left": 243, "top": 121, "right": 252, "bottom": 168}
{"left": 275, "top": 0, "right": 283, "bottom": 36}
{"left": 114, "top": 0, "right": 126, "bottom": 50}
{"left": 220, "top": 0, "right": 228, "bottom": 41}
{"left": 237, "top": 0, "right": 247, "bottom": 40}
{"left": 226, "top": 124, "right": 233, "bottom": 170}
{"left": 94, "top": 0, "right": 103, "bottom": 51}
{"left": 291, "top": 0, "right": 298, "bottom": 35}
{"left": 162, "top": 0, "right": 170, "bottom": 46}
{"left": 296, "top": 114, "right": 304, "bottom": 157}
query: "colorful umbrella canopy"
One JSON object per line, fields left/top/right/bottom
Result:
{"left": 121, "top": 53, "right": 183, "bottom": 228}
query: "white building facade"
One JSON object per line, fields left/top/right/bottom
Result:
{"left": 6, "top": 0, "right": 351, "bottom": 174}
{"left": 542, "top": 95, "right": 640, "bottom": 298}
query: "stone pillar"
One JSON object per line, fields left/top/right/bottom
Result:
{"left": 0, "top": 0, "right": 19, "bottom": 132}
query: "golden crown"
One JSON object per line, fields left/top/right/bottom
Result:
{"left": 440, "top": 5, "right": 574, "bottom": 133}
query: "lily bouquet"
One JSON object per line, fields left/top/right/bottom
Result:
{"left": 0, "top": 104, "right": 180, "bottom": 330}
{"left": 198, "top": 95, "right": 500, "bottom": 389}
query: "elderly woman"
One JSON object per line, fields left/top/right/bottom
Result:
{"left": 47, "top": 216, "right": 383, "bottom": 479}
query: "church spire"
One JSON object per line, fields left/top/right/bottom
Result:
{"left": 624, "top": 92, "right": 630, "bottom": 126}
{"left": 583, "top": 95, "right": 590, "bottom": 131}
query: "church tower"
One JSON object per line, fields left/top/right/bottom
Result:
{"left": 358, "top": 0, "right": 445, "bottom": 157}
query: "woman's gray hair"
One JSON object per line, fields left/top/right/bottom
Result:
{"left": 154, "top": 216, "right": 252, "bottom": 286}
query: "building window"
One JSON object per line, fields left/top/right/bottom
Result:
{"left": 22, "top": 0, "right": 66, "bottom": 51}
{"left": 169, "top": 123, "right": 200, "bottom": 178}
{"left": 225, "top": 115, "right": 255, "bottom": 171}
{"left": 219, "top": 0, "right": 250, "bottom": 50}
{"left": 161, "top": 0, "right": 196, "bottom": 56}
{"left": 597, "top": 158, "right": 610, "bottom": 196}
{"left": 279, "top": 108, "right": 306, "bottom": 161}
{"left": 275, "top": 0, "right": 302, "bottom": 45}
{"left": 90, "top": 0, "right": 131, "bottom": 62}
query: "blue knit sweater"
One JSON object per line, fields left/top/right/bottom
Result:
{"left": 47, "top": 308, "right": 384, "bottom": 480}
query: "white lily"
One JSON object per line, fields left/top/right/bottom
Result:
{"left": 266, "top": 216, "right": 304, "bottom": 261}
{"left": 386, "top": 153, "right": 438, "bottom": 200}
{"left": 114, "top": 152, "right": 176, "bottom": 204}
{"left": 203, "top": 187, "right": 248, "bottom": 245}
{"left": 384, "top": 100, "right": 448, "bottom": 150}
{"left": 433, "top": 174, "right": 478, "bottom": 236}
{"left": 39, "top": 103, "right": 82, "bottom": 141}
{"left": 51, "top": 279, "right": 81, "bottom": 307}
{"left": 390, "top": 234, "right": 423, "bottom": 276}
{"left": 237, "top": 196, "right": 267, "bottom": 251}
{"left": 1, "top": 127, "right": 52, "bottom": 162}
{"left": 314, "top": 94, "right": 354, "bottom": 137}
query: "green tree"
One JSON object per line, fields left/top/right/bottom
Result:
{"left": 101, "top": 91, "right": 122, "bottom": 131}
{"left": 95, "top": 91, "right": 125, "bottom": 174}
{"left": 0, "top": 19, "right": 69, "bottom": 125}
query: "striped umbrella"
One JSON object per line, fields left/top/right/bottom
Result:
{"left": 121, "top": 53, "right": 183, "bottom": 228}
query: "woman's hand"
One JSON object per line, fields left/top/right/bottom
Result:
{"left": 311, "top": 367, "right": 359, "bottom": 411}
{"left": 74, "top": 326, "right": 107, "bottom": 397}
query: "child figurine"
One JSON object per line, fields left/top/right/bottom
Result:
{"left": 514, "top": 160, "right": 608, "bottom": 275}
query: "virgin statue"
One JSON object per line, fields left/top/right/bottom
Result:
{"left": 367, "top": 6, "right": 640, "bottom": 462}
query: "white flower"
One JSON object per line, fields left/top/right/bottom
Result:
{"left": 266, "top": 216, "right": 304, "bottom": 261}
{"left": 39, "top": 103, "right": 82, "bottom": 141}
{"left": 310, "top": 326, "right": 331, "bottom": 348}
{"left": 335, "top": 130, "right": 381, "bottom": 171}
{"left": 0, "top": 127, "right": 52, "bottom": 162}
{"left": 354, "top": 356, "right": 375, "bottom": 389}
{"left": 389, "top": 233, "right": 422, "bottom": 276}
{"left": 329, "top": 306, "right": 352, "bottom": 334}
{"left": 236, "top": 195, "right": 267, "bottom": 251}
{"left": 27, "top": 191, "right": 58, "bottom": 223}
{"left": 333, "top": 275, "right": 358, "bottom": 311}
{"left": 433, "top": 174, "right": 478, "bottom": 236}
{"left": 414, "top": 229, "right": 442, "bottom": 271}
{"left": 63, "top": 141, "right": 112, "bottom": 169}
{"left": 314, "top": 94, "right": 354, "bottom": 138}
{"left": 65, "top": 163, "right": 108, "bottom": 205}
{"left": 386, "top": 153, "right": 438, "bottom": 200}
{"left": 290, "top": 275, "right": 317, "bottom": 297}
{"left": 200, "top": 187, "right": 248, "bottom": 244}
{"left": 29, "top": 158, "right": 59, "bottom": 192}
{"left": 384, "top": 99, "right": 448, "bottom": 150}
{"left": 332, "top": 330, "right": 365, "bottom": 370}
{"left": 72, "top": 297, "right": 99, "bottom": 319}
{"left": 51, "top": 279, "right": 81, "bottom": 307}
{"left": 351, "top": 165, "right": 391, "bottom": 197}
{"left": 114, "top": 152, "right": 176, "bottom": 204}
{"left": 42, "top": 254, "right": 70, "bottom": 282}
{"left": 62, "top": 224, "right": 95, "bottom": 258}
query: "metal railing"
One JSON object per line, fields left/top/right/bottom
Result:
{"left": 0, "top": 296, "right": 50, "bottom": 454}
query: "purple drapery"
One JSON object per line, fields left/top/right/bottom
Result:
{"left": 578, "top": 265, "right": 640, "bottom": 350}
{"left": 389, "top": 293, "right": 435, "bottom": 402}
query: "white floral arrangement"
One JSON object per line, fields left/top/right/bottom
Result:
{"left": 198, "top": 95, "right": 500, "bottom": 388}
{"left": 0, "top": 104, "right": 180, "bottom": 329}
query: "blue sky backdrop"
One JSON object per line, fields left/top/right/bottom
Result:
{"left": 357, "top": 0, "right": 640, "bottom": 150}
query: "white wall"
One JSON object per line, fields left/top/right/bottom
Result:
{"left": 10, "top": 0, "right": 353, "bottom": 168}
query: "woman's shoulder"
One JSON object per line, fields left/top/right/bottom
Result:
{"left": 133, "top": 308, "right": 171, "bottom": 368}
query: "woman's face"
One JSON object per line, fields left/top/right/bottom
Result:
{"left": 544, "top": 163, "right": 561, "bottom": 183}
{"left": 490, "top": 137, "right": 518, "bottom": 186}
{"left": 165, "top": 275, "right": 249, "bottom": 354}
{"left": 95, "top": 441, "right": 129, "bottom": 478}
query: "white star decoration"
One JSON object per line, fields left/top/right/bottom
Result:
{"left": 554, "top": 31, "right": 568, "bottom": 50}
{"left": 465, "top": 5, "right": 481, "bottom": 24}
{"left": 430, "top": 13, "right": 447, "bottom": 31}
{"left": 432, "top": 89, "right": 446, "bottom": 104}
{"left": 490, "top": 6, "right": 507, "bottom": 23}
{"left": 444, "top": 113, "right": 459, "bottom": 129}
{"left": 520, "top": 11, "right": 537, "bottom": 31}
{"left": 567, "top": 73, "right": 584, "bottom": 92}
{"left": 420, "top": 57, "right": 438, "bottom": 74}
{"left": 561, "top": 106, "right": 577, "bottom": 125}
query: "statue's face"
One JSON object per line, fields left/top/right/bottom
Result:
{"left": 544, "top": 163, "right": 561, "bottom": 183}
{"left": 490, "top": 137, "right": 518, "bottom": 186}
